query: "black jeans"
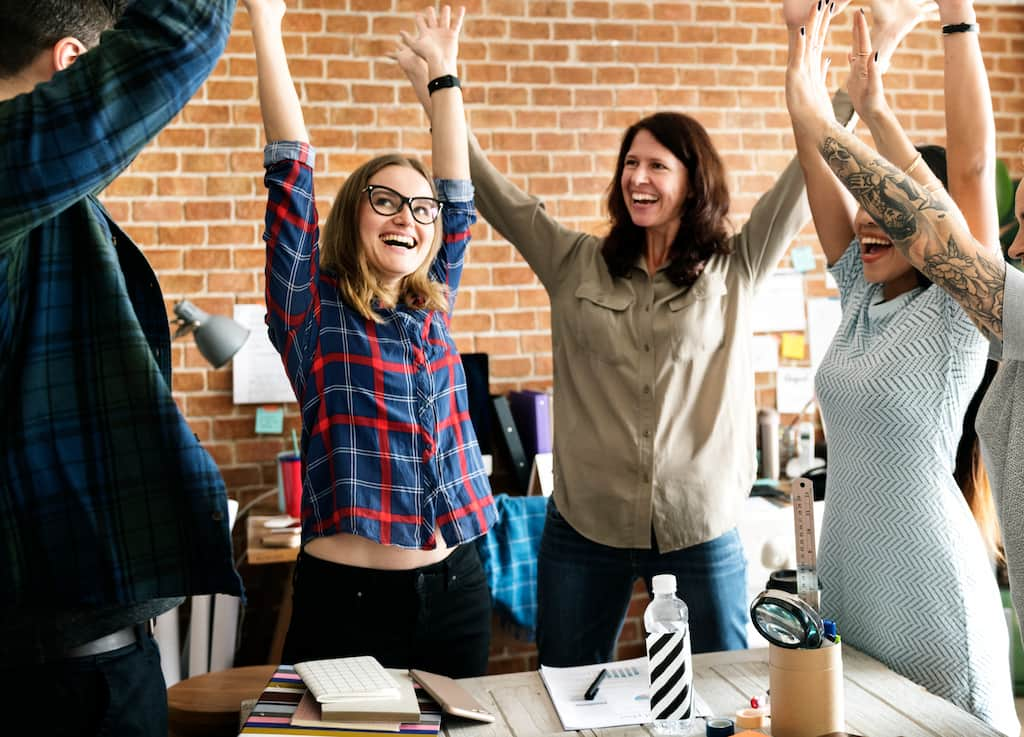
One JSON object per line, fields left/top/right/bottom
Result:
{"left": 282, "top": 543, "right": 492, "bottom": 678}
{"left": 2, "top": 629, "right": 166, "bottom": 737}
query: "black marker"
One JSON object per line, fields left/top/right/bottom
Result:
{"left": 584, "top": 668, "right": 608, "bottom": 701}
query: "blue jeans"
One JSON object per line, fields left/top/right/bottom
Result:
{"left": 536, "top": 499, "right": 748, "bottom": 667}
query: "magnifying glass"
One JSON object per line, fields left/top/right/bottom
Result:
{"left": 749, "top": 589, "right": 824, "bottom": 649}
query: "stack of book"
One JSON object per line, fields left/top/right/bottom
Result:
{"left": 240, "top": 656, "right": 441, "bottom": 735}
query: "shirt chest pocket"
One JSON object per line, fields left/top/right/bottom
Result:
{"left": 666, "top": 275, "right": 728, "bottom": 358}
{"left": 572, "top": 282, "right": 635, "bottom": 366}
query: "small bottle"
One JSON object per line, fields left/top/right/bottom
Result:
{"left": 644, "top": 574, "right": 693, "bottom": 735}
{"left": 757, "top": 408, "right": 780, "bottom": 481}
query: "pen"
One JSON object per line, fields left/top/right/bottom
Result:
{"left": 584, "top": 668, "right": 607, "bottom": 701}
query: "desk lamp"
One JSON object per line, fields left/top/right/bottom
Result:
{"left": 172, "top": 300, "right": 250, "bottom": 368}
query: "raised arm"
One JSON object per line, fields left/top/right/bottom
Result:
{"left": 787, "top": 1, "right": 1006, "bottom": 340}
{"left": 783, "top": 0, "right": 936, "bottom": 265}
{"left": 244, "top": 0, "right": 307, "bottom": 143}
{"left": 0, "top": 0, "right": 237, "bottom": 242}
{"left": 937, "top": 0, "right": 997, "bottom": 248}
{"left": 783, "top": 0, "right": 858, "bottom": 265}
{"left": 398, "top": 6, "right": 469, "bottom": 180}
{"left": 392, "top": 30, "right": 587, "bottom": 290}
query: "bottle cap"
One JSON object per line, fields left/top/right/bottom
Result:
{"left": 652, "top": 574, "right": 677, "bottom": 595}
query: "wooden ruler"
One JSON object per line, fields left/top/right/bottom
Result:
{"left": 791, "top": 477, "right": 820, "bottom": 612}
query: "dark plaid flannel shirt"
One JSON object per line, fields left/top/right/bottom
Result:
{"left": 0, "top": 0, "right": 243, "bottom": 611}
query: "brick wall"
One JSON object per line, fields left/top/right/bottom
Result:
{"left": 99, "top": 1, "right": 1024, "bottom": 671}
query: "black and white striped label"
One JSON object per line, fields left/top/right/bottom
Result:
{"left": 646, "top": 629, "right": 692, "bottom": 720}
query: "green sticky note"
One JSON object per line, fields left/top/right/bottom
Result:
{"left": 255, "top": 406, "right": 285, "bottom": 434}
{"left": 791, "top": 245, "right": 816, "bottom": 273}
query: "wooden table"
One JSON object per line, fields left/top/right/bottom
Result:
{"left": 444, "top": 647, "right": 1001, "bottom": 737}
{"left": 246, "top": 514, "right": 300, "bottom": 565}
{"left": 246, "top": 514, "right": 300, "bottom": 663}
{"left": 168, "top": 664, "right": 277, "bottom": 737}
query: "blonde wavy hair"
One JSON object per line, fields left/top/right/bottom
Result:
{"left": 320, "top": 154, "right": 448, "bottom": 322}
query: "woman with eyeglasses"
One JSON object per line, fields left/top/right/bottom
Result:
{"left": 245, "top": 0, "right": 495, "bottom": 677}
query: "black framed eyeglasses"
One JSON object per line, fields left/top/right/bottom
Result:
{"left": 362, "top": 185, "right": 442, "bottom": 225}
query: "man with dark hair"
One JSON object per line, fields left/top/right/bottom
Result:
{"left": 0, "top": 1, "right": 241, "bottom": 734}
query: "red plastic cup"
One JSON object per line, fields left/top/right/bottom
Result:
{"left": 277, "top": 452, "right": 302, "bottom": 519}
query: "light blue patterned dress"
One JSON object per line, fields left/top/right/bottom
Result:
{"left": 815, "top": 242, "right": 1017, "bottom": 734}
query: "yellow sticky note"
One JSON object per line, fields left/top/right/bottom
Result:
{"left": 781, "top": 332, "right": 805, "bottom": 360}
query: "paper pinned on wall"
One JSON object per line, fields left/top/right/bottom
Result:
{"left": 232, "top": 304, "right": 296, "bottom": 405}
{"left": 824, "top": 269, "right": 838, "bottom": 291}
{"left": 790, "top": 245, "right": 816, "bottom": 273}
{"left": 807, "top": 297, "right": 843, "bottom": 372}
{"left": 780, "top": 332, "right": 806, "bottom": 360}
{"left": 752, "top": 270, "right": 806, "bottom": 333}
{"left": 255, "top": 406, "right": 285, "bottom": 434}
{"left": 751, "top": 335, "right": 780, "bottom": 373}
{"left": 777, "top": 366, "right": 816, "bottom": 414}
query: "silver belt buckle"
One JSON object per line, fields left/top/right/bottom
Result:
{"left": 65, "top": 625, "right": 138, "bottom": 658}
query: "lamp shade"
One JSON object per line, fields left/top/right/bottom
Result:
{"left": 173, "top": 300, "right": 250, "bottom": 368}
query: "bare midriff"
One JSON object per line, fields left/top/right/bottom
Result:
{"left": 304, "top": 531, "right": 452, "bottom": 570}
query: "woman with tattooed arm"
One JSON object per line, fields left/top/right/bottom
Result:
{"left": 784, "top": 0, "right": 1015, "bottom": 730}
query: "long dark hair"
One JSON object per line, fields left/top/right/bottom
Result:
{"left": 955, "top": 359, "right": 1003, "bottom": 563}
{"left": 602, "top": 112, "right": 731, "bottom": 288}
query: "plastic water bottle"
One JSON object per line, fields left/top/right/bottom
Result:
{"left": 644, "top": 574, "right": 693, "bottom": 735}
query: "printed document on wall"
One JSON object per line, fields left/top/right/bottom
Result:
{"left": 752, "top": 270, "right": 806, "bottom": 333}
{"left": 232, "top": 304, "right": 295, "bottom": 404}
{"left": 776, "top": 366, "right": 816, "bottom": 414}
{"left": 807, "top": 297, "right": 842, "bottom": 372}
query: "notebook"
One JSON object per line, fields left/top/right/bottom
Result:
{"left": 240, "top": 666, "right": 441, "bottom": 735}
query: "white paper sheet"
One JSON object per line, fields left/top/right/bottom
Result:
{"left": 232, "top": 304, "right": 295, "bottom": 404}
{"left": 538, "top": 657, "right": 709, "bottom": 732}
{"left": 752, "top": 269, "right": 807, "bottom": 333}
{"left": 751, "top": 335, "right": 780, "bottom": 373}
{"left": 807, "top": 297, "right": 843, "bottom": 372}
{"left": 776, "top": 366, "right": 816, "bottom": 414}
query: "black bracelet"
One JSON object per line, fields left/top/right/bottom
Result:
{"left": 427, "top": 74, "right": 461, "bottom": 95}
{"left": 941, "top": 22, "right": 979, "bottom": 35}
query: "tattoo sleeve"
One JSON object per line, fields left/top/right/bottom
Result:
{"left": 818, "top": 124, "right": 1005, "bottom": 342}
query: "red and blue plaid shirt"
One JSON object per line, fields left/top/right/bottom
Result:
{"left": 263, "top": 142, "right": 495, "bottom": 549}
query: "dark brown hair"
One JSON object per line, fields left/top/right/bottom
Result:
{"left": 602, "top": 112, "right": 731, "bottom": 287}
{"left": 955, "top": 359, "right": 1003, "bottom": 563}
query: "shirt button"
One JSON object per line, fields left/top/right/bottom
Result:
{"left": 642, "top": 473, "right": 650, "bottom": 483}
{"left": 211, "top": 510, "right": 224, "bottom": 522}
{"left": 643, "top": 429, "right": 651, "bottom": 438}
{"left": 645, "top": 306, "right": 651, "bottom": 312}
{"left": 642, "top": 385, "right": 651, "bottom": 394}
{"left": 644, "top": 344, "right": 651, "bottom": 352}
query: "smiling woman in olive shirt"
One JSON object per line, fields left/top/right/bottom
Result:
{"left": 397, "top": 57, "right": 854, "bottom": 668}
{"left": 386, "top": 66, "right": 855, "bottom": 668}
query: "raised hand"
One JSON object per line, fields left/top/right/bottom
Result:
{"left": 387, "top": 30, "right": 432, "bottom": 118}
{"left": 783, "top": 0, "right": 851, "bottom": 29}
{"left": 846, "top": 9, "right": 887, "bottom": 119}
{"left": 785, "top": 0, "right": 839, "bottom": 139}
{"left": 400, "top": 5, "right": 465, "bottom": 77}
{"left": 870, "top": 0, "right": 939, "bottom": 65}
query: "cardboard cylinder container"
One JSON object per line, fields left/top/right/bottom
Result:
{"left": 768, "top": 639, "right": 844, "bottom": 737}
